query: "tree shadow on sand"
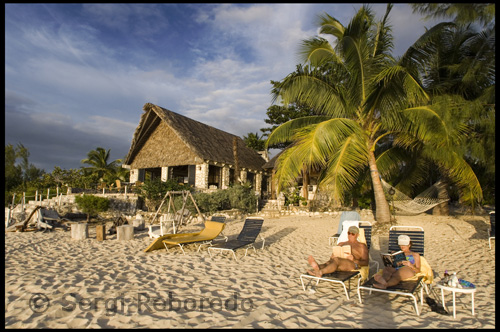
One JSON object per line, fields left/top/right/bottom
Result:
{"left": 462, "top": 218, "right": 490, "bottom": 240}
{"left": 259, "top": 226, "right": 298, "bottom": 246}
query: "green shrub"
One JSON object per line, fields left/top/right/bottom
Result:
{"left": 74, "top": 194, "right": 110, "bottom": 222}
{"left": 192, "top": 184, "right": 257, "bottom": 215}
{"left": 137, "top": 179, "right": 191, "bottom": 211}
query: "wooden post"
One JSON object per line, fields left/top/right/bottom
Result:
{"left": 71, "top": 223, "right": 89, "bottom": 240}
{"left": 47, "top": 188, "right": 50, "bottom": 200}
{"left": 22, "top": 192, "right": 25, "bottom": 211}
{"left": 117, "top": 225, "right": 134, "bottom": 240}
{"left": 11, "top": 193, "right": 16, "bottom": 208}
{"left": 35, "top": 190, "right": 38, "bottom": 203}
{"left": 96, "top": 225, "right": 106, "bottom": 241}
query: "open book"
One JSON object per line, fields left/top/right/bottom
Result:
{"left": 381, "top": 251, "right": 406, "bottom": 268}
{"left": 332, "top": 245, "right": 351, "bottom": 259}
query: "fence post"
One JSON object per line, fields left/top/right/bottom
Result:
{"left": 11, "top": 193, "right": 16, "bottom": 208}
{"left": 47, "top": 188, "right": 50, "bottom": 200}
{"left": 35, "top": 190, "right": 38, "bottom": 203}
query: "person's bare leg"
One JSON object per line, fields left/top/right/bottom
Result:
{"left": 385, "top": 267, "right": 414, "bottom": 287}
{"left": 374, "top": 273, "right": 388, "bottom": 285}
{"left": 375, "top": 267, "right": 415, "bottom": 289}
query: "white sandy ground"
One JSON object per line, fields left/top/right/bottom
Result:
{"left": 4, "top": 212, "right": 495, "bottom": 328}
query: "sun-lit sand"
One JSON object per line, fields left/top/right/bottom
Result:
{"left": 4, "top": 211, "right": 495, "bottom": 328}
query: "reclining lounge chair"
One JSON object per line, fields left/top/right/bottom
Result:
{"left": 161, "top": 220, "right": 226, "bottom": 255}
{"left": 207, "top": 217, "right": 265, "bottom": 260}
{"left": 300, "top": 226, "right": 377, "bottom": 300}
{"left": 329, "top": 211, "right": 361, "bottom": 245}
{"left": 357, "top": 226, "right": 433, "bottom": 316}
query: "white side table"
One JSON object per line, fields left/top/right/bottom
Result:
{"left": 435, "top": 283, "right": 476, "bottom": 319}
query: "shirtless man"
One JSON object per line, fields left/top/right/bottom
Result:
{"left": 307, "top": 226, "right": 369, "bottom": 277}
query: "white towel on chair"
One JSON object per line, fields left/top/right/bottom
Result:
{"left": 337, "top": 220, "right": 360, "bottom": 244}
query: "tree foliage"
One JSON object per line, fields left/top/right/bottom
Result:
{"left": 266, "top": 4, "right": 487, "bottom": 222}
{"left": 74, "top": 194, "right": 110, "bottom": 222}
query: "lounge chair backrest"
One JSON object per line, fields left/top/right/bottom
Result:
{"left": 337, "top": 211, "right": 361, "bottom": 234}
{"left": 359, "top": 221, "right": 372, "bottom": 250}
{"left": 490, "top": 212, "right": 495, "bottom": 235}
{"left": 389, "top": 226, "right": 424, "bottom": 256}
{"left": 210, "top": 216, "right": 226, "bottom": 223}
{"left": 237, "top": 218, "right": 264, "bottom": 243}
{"left": 198, "top": 221, "right": 226, "bottom": 238}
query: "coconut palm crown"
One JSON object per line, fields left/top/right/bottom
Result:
{"left": 266, "top": 4, "right": 483, "bottom": 223}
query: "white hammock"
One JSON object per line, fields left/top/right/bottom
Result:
{"left": 381, "top": 179, "right": 449, "bottom": 215}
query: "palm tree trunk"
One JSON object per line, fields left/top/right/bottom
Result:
{"left": 367, "top": 150, "right": 391, "bottom": 224}
{"left": 302, "top": 165, "right": 309, "bottom": 204}
{"left": 432, "top": 180, "right": 450, "bottom": 216}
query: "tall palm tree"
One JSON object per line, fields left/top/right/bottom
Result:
{"left": 403, "top": 21, "right": 494, "bottom": 211}
{"left": 266, "top": 4, "right": 483, "bottom": 223}
{"left": 81, "top": 147, "right": 121, "bottom": 184}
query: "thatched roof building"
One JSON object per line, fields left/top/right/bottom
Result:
{"left": 123, "top": 103, "right": 270, "bottom": 196}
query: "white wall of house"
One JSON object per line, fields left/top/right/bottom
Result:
{"left": 161, "top": 167, "right": 169, "bottom": 182}
{"left": 255, "top": 172, "right": 262, "bottom": 195}
{"left": 195, "top": 162, "right": 209, "bottom": 189}
{"left": 240, "top": 169, "right": 247, "bottom": 184}
{"left": 129, "top": 169, "right": 145, "bottom": 183}
{"left": 221, "top": 166, "right": 230, "bottom": 189}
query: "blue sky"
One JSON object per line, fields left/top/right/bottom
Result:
{"left": 5, "top": 3, "right": 444, "bottom": 172}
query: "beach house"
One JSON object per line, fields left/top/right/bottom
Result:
{"left": 122, "top": 103, "right": 271, "bottom": 198}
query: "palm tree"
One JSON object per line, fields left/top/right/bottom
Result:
{"left": 266, "top": 4, "right": 484, "bottom": 223}
{"left": 382, "top": 18, "right": 494, "bottom": 213}
{"left": 81, "top": 147, "right": 121, "bottom": 185}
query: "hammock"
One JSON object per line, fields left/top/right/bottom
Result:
{"left": 381, "top": 179, "right": 449, "bottom": 215}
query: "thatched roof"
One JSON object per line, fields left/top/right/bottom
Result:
{"left": 124, "top": 103, "right": 267, "bottom": 171}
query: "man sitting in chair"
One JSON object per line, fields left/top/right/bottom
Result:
{"left": 307, "top": 226, "right": 369, "bottom": 277}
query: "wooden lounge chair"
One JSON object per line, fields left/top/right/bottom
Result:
{"left": 329, "top": 210, "right": 361, "bottom": 245}
{"left": 488, "top": 211, "right": 495, "bottom": 249}
{"left": 207, "top": 217, "right": 265, "bottom": 260}
{"left": 300, "top": 227, "right": 376, "bottom": 300}
{"left": 161, "top": 220, "right": 225, "bottom": 255}
{"left": 357, "top": 226, "right": 434, "bottom": 316}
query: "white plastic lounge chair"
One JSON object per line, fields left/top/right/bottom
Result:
{"left": 328, "top": 210, "right": 361, "bottom": 245}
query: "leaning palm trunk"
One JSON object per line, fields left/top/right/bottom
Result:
{"left": 368, "top": 150, "right": 391, "bottom": 223}
{"left": 432, "top": 179, "right": 450, "bottom": 216}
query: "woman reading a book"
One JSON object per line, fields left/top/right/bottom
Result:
{"left": 373, "top": 235, "right": 421, "bottom": 289}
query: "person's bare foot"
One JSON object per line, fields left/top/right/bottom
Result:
{"left": 307, "top": 269, "right": 323, "bottom": 277}
{"left": 307, "top": 255, "right": 320, "bottom": 270}
{"left": 307, "top": 256, "right": 322, "bottom": 277}
{"left": 374, "top": 274, "right": 387, "bottom": 285}
{"left": 373, "top": 282, "right": 387, "bottom": 289}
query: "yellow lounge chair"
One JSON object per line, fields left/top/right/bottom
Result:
{"left": 161, "top": 220, "right": 226, "bottom": 255}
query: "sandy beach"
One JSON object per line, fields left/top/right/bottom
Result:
{"left": 5, "top": 211, "right": 495, "bottom": 328}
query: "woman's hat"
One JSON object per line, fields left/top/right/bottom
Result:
{"left": 398, "top": 234, "right": 411, "bottom": 246}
